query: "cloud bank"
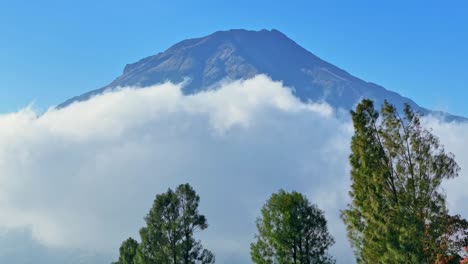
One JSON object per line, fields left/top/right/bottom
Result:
{"left": 423, "top": 118, "right": 468, "bottom": 218}
{"left": 0, "top": 75, "right": 466, "bottom": 263}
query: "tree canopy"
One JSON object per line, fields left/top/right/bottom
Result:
{"left": 115, "top": 237, "right": 139, "bottom": 264}
{"left": 341, "top": 99, "right": 468, "bottom": 263}
{"left": 115, "top": 183, "right": 214, "bottom": 264}
{"left": 251, "top": 190, "right": 335, "bottom": 264}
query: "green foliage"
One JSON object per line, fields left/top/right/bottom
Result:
{"left": 251, "top": 190, "right": 335, "bottom": 264}
{"left": 134, "top": 183, "right": 214, "bottom": 264}
{"left": 116, "top": 237, "right": 139, "bottom": 264}
{"left": 342, "top": 99, "right": 468, "bottom": 263}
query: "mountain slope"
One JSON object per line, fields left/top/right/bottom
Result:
{"left": 58, "top": 29, "right": 463, "bottom": 120}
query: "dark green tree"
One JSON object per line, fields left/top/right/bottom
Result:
{"left": 137, "top": 183, "right": 215, "bottom": 264}
{"left": 251, "top": 190, "right": 335, "bottom": 264}
{"left": 341, "top": 99, "right": 468, "bottom": 263}
{"left": 116, "top": 237, "right": 139, "bottom": 264}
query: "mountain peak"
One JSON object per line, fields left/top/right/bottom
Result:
{"left": 110, "top": 28, "right": 329, "bottom": 96}
{"left": 119, "top": 28, "right": 309, "bottom": 79}
{"left": 58, "top": 29, "right": 465, "bottom": 121}
{"left": 209, "top": 28, "right": 286, "bottom": 38}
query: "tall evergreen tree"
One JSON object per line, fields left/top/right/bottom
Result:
{"left": 341, "top": 99, "right": 468, "bottom": 263}
{"left": 137, "top": 183, "right": 215, "bottom": 264}
{"left": 116, "top": 237, "right": 139, "bottom": 264}
{"left": 251, "top": 190, "right": 335, "bottom": 264}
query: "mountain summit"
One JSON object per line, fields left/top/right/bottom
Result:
{"left": 59, "top": 29, "right": 462, "bottom": 120}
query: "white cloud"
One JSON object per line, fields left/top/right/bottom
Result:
{"left": 0, "top": 75, "right": 466, "bottom": 263}
{"left": 422, "top": 117, "right": 468, "bottom": 218}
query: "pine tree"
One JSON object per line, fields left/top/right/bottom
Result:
{"left": 137, "top": 183, "right": 215, "bottom": 264}
{"left": 251, "top": 190, "right": 335, "bottom": 264}
{"left": 116, "top": 237, "right": 139, "bottom": 264}
{"left": 115, "top": 183, "right": 214, "bottom": 264}
{"left": 341, "top": 99, "right": 468, "bottom": 263}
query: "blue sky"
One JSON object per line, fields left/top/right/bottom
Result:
{"left": 1, "top": 2, "right": 468, "bottom": 263}
{"left": 0, "top": 0, "right": 467, "bottom": 116}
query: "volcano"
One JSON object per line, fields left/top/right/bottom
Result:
{"left": 59, "top": 29, "right": 463, "bottom": 121}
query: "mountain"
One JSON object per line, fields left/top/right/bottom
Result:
{"left": 58, "top": 29, "right": 464, "bottom": 121}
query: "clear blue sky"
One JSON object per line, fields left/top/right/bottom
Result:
{"left": 1, "top": 0, "right": 467, "bottom": 116}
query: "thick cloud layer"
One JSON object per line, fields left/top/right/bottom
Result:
{"left": 423, "top": 118, "right": 468, "bottom": 218}
{"left": 0, "top": 75, "right": 466, "bottom": 263}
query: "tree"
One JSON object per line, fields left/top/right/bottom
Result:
{"left": 251, "top": 190, "right": 335, "bottom": 264}
{"left": 116, "top": 237, "right": 139, "bottom": 264}
{"left": 137, "top": 183, "right": 215, "bottom": 264}
{"left": 341, "top": 99, "right": 468, "bottom": 263}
